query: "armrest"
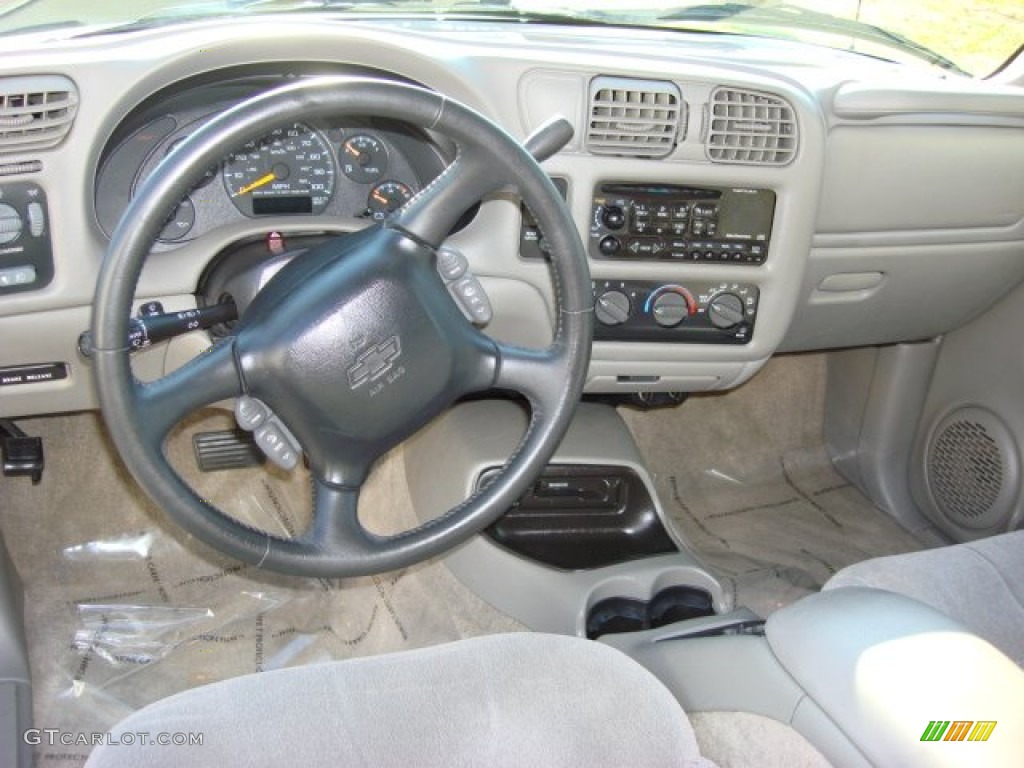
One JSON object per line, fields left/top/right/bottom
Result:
{"left": 766, "top": 587, "right": 1024, "bottom": 767}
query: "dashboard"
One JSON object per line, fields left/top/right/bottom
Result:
{"left": 0, "top": 15, "right": 1023, "bottom": 418}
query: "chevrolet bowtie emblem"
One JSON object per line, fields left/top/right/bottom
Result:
{"left": 347, "top": 336, "right": 402, "bottom": 390}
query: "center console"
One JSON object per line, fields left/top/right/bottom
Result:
{"left": 587, "top": 183, "right": 769, "bottom": 344}
{"left": 405, "top": 400, "right": 728, "bottom": 636}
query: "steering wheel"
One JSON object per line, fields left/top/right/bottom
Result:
{"left": 91, "top": 77, "right": 593, "bottom": 578}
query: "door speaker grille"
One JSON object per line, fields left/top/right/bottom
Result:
{"left": 926, "top": 407, "right": 1017, "bottom": 531}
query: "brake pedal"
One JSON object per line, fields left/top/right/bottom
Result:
{"left": 193, "top": 429, "right": 265, "bottom": 472}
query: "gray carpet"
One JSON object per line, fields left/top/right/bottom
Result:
{"left": 621, "top": 353, "right": 929, "bottom": 618}
{"left": 0, "top": 409, "right": 523, "bottom": 765}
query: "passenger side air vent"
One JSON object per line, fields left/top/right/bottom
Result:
{"left": 586, "top": 77, "right": 683, "bottom": 159}
{"left": 0, "top": 75, "right": 79, "bottom": 154}
{"left": 706, "top": 87, "right": 797, "bottom": 166}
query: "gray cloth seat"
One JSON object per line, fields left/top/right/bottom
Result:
{"left": 823, "top": 529, "right": 1024, "bottom": 667}
{"left": 83, "top": 632, "right": 715, "bottom": 768}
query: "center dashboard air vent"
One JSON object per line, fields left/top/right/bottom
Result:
{"left": 0, "top": 75, "right": 79, "bottom": 154}
{"left": 586, "top": 77, "right": 683, "bottom": 159}
{"left": 706, "top": 87, "right": 797, "bottom": 166}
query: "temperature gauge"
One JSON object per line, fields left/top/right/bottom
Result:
{"left": 341, "top": 134, "right": 387, "bottom": 183}
{"left": 366, "top": 180, "right": 413, "bottom": 219}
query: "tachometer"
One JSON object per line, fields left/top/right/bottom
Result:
{"left": 223, "top": 124, "right": 335, "bottom": 216}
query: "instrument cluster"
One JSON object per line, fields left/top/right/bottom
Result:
{"left": 94, "top": 79, "right": 450, "bottom": 250}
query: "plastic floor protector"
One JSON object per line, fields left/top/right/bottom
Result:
{"left": 621, "top": 353, "right": 930, "bottom": 618}
{"left": 0, "top": 410, "right": 523, "bottom": 764}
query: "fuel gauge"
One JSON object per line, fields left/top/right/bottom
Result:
{"left": 366, "top": 180, "right": 413, "bottom": 220}
{"left": 341, "top": 134, "right": 387, "bottom": 183}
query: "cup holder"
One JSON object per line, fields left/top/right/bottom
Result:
{"left": 586, "top": 585, "right": 714, "bottom": 639}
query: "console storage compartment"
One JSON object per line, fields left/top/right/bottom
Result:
{"left": 405, "top": 400, "right": 727, "bottom": 635}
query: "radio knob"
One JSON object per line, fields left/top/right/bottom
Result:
{"left": 595, "top": 290, "right": 631, "bottom": 326}
{"left": 601, "top": 205, "right": 626, "bottom": 230}
{"left": 598, "top": 235, "right": 621, "bottom": 256}
{"left": 708, "top": 292, "right": 746, "bottom": 329}
{"left": 652, "top": 291, "right": 689, "bottom": 328}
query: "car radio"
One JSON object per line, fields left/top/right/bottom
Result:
{"left": 588, "top": 182, "right": 775, "bottom": 265}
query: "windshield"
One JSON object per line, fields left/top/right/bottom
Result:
{"left": 1, "top": 0, "right": 1020, "bottom": 78}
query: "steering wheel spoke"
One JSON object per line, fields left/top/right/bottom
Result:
{"left": 133, "top": 339, "right": 243, "bottom": 445}
{"left": 469, "top": 338, "right": 567, "bottom": 413}
{"left": 390, "top": 145, "right": 505, "bottom": 250}
{"left": 305, "top": 479, "right": 369, "bottom": 553}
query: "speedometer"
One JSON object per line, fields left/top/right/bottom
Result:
{"left": 223, "top": 124, "right": 335, "bottom": 217}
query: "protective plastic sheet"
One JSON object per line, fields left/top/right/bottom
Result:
{"left": 3, "top": 411, "right": 523, "bottom": 765}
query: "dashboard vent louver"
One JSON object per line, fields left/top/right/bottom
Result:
{"left": 586, "top": 77, "right": 682, "bottom": 159}
{"left": 706, "top": 87, "right": 797, "bottom": 166}
{"left": 0, "top": 75, "right": 79, "bottom": 154}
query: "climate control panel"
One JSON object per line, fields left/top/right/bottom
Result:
{"left": 0, "top": 181, "right": 52, "bottom": 296}
{"left": 592, "top": 279, "right": 758, "bottom": 344}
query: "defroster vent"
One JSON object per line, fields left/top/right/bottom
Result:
{"left": 0, "top": 75, "right": 79, "bottom": 154}
{"left": 586, "top": 77, "right": 683, "bottom": 159}
{"left": 706, "top": 87, "right": 797, "bottom": 166}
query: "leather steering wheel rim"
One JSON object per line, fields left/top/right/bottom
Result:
{"left": 92, "top": 76, "right": 593, "bottom": 578}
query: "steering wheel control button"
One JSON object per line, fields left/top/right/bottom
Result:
{"left": 434, "top": 246, "right": 492, "bottom": 325}
{"left": 450, "top": 275, "right": 493, "bottom": 325}
{"left": 235, "top": 396, "right": 269, "bottom": 430}
{"left": 254, "top": 423, "right": 300, "bottom": 471}
{"left": 437, "top": 247, "right": 469, "bottom": 281}
{"left": 233, "top": 396, "right": 301, "bottom": 470}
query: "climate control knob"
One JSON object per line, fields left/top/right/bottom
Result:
{"left": 600, "top": 205, "right": 626, "bottom": 230}
{"left": 708, "top": 292, "right": 745, "bottom": 329}
{"left": 651, "top": 291, "right": 689, "bottom": 328}
{"left": 595, "top": 290, "right": 631, "bottom": 326}
{"left": 0, "top": 203, "right": 22, "bottom": 245}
